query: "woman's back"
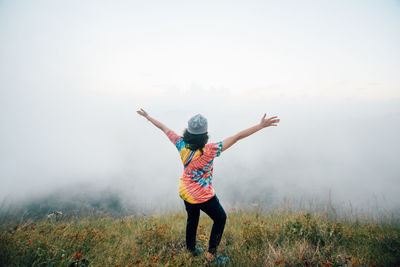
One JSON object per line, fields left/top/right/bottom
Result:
{"left": 167, "top": 130, "right": 223, "bottom": 204}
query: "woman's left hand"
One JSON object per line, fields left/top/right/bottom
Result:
{"left": 137, "top": 108, "right": 149, "bottom": 118}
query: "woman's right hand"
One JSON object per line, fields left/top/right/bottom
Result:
{"left": 259, "top": 113, "right": 280, "bottom": 128}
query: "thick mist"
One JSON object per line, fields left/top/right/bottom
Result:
{"left": 1, "top": 1, "right": 400, "bottom": 218}
{"left": 1, "top": 87, "right": 399, "bottom": 217}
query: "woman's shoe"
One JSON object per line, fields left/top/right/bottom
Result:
{"left": 191, "top": 247, "right": 203, "bottom": 256}
{"left": 205, "top": 254, "right": 229, "bottom": 266}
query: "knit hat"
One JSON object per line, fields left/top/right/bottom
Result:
{"left": 187, "top": 114, "right": 208, "bottom": 134}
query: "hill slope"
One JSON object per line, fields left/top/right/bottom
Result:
{"left": 1, "top": 210, "right": 399, "bottom": 266}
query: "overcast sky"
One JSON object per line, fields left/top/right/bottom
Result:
{"left": 1, "top": 0, "right": 399, "bottom": 215}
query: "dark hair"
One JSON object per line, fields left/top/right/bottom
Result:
{"left": 183, "top": 128, "right": 209, "bottom": 152}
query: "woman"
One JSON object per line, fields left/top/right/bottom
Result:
{"left": 137, "top": 108, "right": 280, "bottom": 264}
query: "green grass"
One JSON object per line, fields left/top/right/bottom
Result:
{"left": 1, "top": 210, "right": 399, "bottom": 266}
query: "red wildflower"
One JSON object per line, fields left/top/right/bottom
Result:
{"left": 327, "top": 260, "right": 332, "bottom": 265}
{"left": 29, "top": 239, "right": 33, "bottom": 245}
{"left": 14, "top": 224, "right": 19, "bottom": 230}
{"left": 74, "top": 250, "right": 82, "bottom": 260}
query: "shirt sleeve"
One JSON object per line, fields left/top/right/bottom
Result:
{"left": 203, "top": 141, "right": 223, "bottom": 159}
{"left": 166, "top": 130, "right": 185, "bottom": 151}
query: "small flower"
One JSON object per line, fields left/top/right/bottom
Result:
{"left": 150, "top": 256, "right": 160, "bottom": 263}
{"left": 74, "top": 250, "right": 82, "bottom": 260}
{"left": 14, "top": 224, "right": 19, "bottom": 230}
{"left": 31, "top": 225, "right": 36, "bottom": 230}
{"left": 29, "top": 239, "right": 33, "bottom": 245}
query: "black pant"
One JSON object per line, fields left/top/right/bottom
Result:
{"left": 184, "top": 195, "right": 227, "bottom": 254}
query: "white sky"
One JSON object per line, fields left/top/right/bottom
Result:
{"left": 1, "top": 0, "right": 399, "bottom": 100}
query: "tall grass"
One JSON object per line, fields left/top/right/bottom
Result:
{"left": 1, "top": 208, "right": 399, "bottom": 266}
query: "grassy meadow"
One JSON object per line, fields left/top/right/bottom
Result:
{"left": 1, "top": 207, "right": 400, "bottom": 266}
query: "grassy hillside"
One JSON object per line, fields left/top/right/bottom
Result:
{"left": 1, "top": 209, "right": 399, "bottom": 266}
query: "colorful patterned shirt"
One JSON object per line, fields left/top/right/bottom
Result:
{"left": 167, "top": 130, "right": 223, "bottom": 204}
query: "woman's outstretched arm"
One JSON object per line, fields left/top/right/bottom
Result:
{"left": 222, "top": 114, "right": 280, "bottom": 152}
{"left": 137, "top": 108, "right": 171, "bottom": 134}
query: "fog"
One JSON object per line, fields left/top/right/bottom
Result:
{"left": 2, "top": 90, "right": 399, "bottom": 216}
{"left": 1, "top": 1, "right": 400, "bottom": 218}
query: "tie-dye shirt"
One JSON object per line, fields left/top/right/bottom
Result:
{"left": 167, "top": 130, "right": 223, "bottom": 204}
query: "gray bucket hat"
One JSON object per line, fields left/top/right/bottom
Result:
{"left": 187, "top": 114, "right": 208, "bottom": 134}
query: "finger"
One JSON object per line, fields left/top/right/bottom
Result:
{"left": 262, "top": 113, "right": 266, "bottom": 120}
{"left": 268, "top": 116, "right": 278, "bottom": 120}
{"left": 271, "top": 123, "right": 278, "bottom": 126}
